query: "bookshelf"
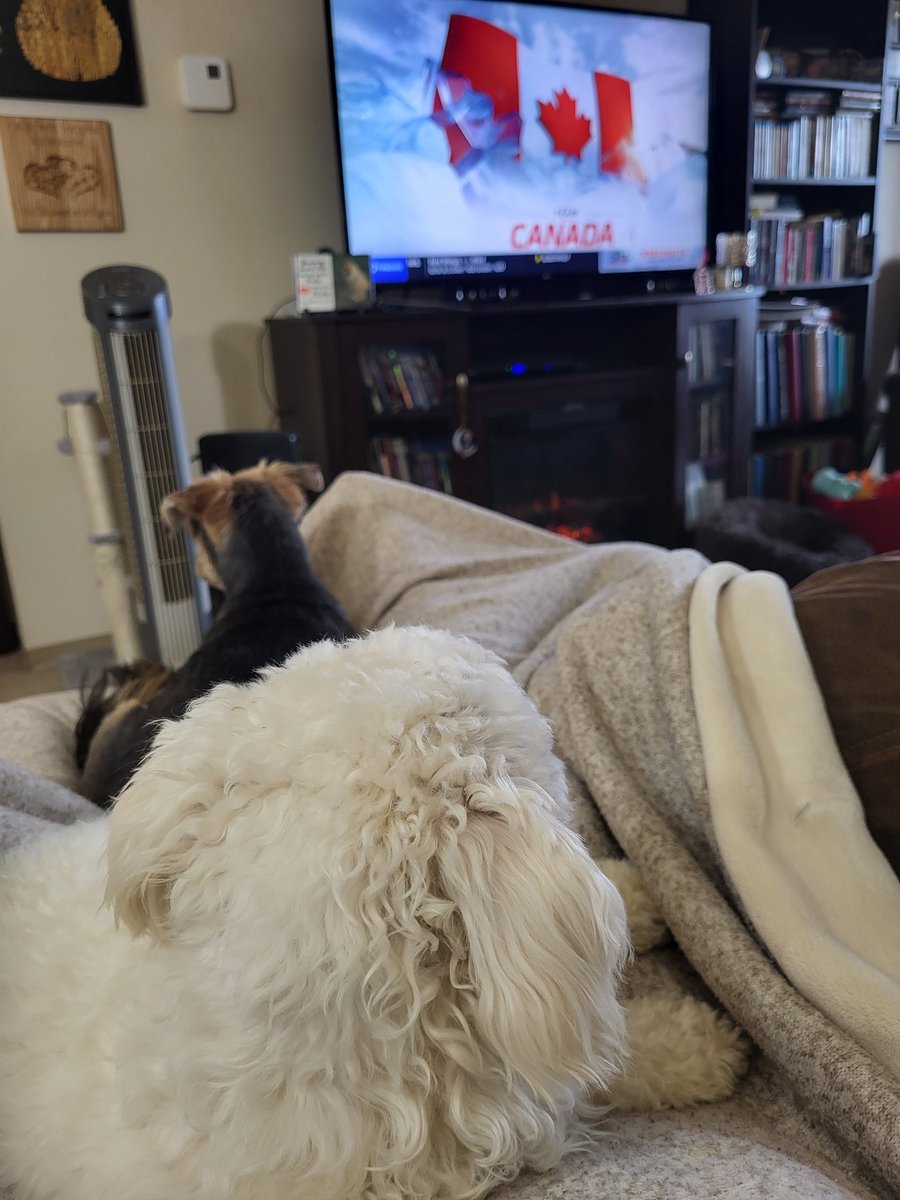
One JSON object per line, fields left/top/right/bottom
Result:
{"left": 885, "top": 2, "right": 900, "bottom": 139}
{"left": 689, "top": 0, "right": 890, "bottom": 502}
{"left": 268, "top": 292, "right": 758, "bottom": 547}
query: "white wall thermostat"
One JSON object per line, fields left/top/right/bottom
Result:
{"left": 178, "top": 56, "right": 234, "bottom": 112}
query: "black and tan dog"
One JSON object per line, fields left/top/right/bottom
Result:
{"left": 75, "top": 461, "right": 355, "bottom": 807}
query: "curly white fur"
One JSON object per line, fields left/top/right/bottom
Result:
{"left": 0, "top": 626, "right": 631, "bottom": 1200}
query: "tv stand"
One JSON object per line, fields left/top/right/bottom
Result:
{"left": 268, "top": 289, "right": 758, "bottom": 547}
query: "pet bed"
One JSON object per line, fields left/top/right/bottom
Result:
{"left": 1, "top": 471, "right": 898, "bottom": 1200}
{"left": 694, "top": 495, "right": 872, "bottom": 585}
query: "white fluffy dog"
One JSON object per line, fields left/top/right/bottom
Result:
{"left": 0, "top": 626, "right": 634, "bottom": 1200}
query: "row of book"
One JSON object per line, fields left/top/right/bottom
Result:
{"left": 687, "top": 322, "right": 731, "bottom": 385}
{"left": 358, "top": 346, "right": 444, "bottom": 415}
{"left": 690, "top": 392, "right": 730, "bottom": 463}
{"left": 752, "top": 111, "right": 875, "bottom": 180}
{"left": 749, "top": 438, "right": 856, "bottom": 503}
{"left": 368, "top": 436, "right": 454, "bottom": 494}
{"left": 749, "top": 205, "right": 872, "bottom": 286}
{"left": 755, "top": 304, "right": 854, "bottom": 429}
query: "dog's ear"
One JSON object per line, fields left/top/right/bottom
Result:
{"left": 283, "top": 461, "right": 325, "bottom": 495}
{"left": 104, "top": 695, "right": 237, "bottom": 939}
{"left": 240, "top": 460, "right": 324, "bottom": 520}
{"left": 439, "top": 785, "right": 629, "bottom": 1098}
{"left": 265, "top": 460, "right": 325, "bottom": 503}
{"left": 161, "top": 472, "right": 233, "bottom": 532}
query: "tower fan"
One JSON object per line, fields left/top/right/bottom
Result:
{"left": 79, "top": 265, "right": 210, "bottom": 666}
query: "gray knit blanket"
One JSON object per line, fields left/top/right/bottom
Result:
{"left": 0, "top": 692, "right": 99, "bottom": 857}
{"left": 1, "top": 470, "right": 896, "bottom": 1200}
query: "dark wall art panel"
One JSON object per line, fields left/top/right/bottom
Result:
{"left": 0, "top": 1, "right": 143, "bottom": 105}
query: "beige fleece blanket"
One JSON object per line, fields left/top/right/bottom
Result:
{"left": 298, "top": 472, "right": 900, "bottom": 1199}
{"left": 691, "top": 564, "right": 900, "bottom": 1079}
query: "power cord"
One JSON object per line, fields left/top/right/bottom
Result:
{"left": 257, "top": 296, "right": 295, "bottom": 428}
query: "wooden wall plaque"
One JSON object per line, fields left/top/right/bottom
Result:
{"left": 0, "top": 116, "right": 123, "bottom": 231}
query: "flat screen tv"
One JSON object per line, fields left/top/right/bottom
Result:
{"left": 324, "top": 0, "right": 711, "bottom": 300}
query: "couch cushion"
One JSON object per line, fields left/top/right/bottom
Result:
{"left": 791, "top": 554, "right": 900, "bottom": 876}
{"left": 0, "top": 689, "right": 82, "bottom": 792}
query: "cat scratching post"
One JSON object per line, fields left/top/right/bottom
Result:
{"left": 60, "top": 390, "right": 142, "bottom": 663}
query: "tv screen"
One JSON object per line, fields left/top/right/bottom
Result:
{"left": 324, "top": 0, "right": 711, "bottom": 292}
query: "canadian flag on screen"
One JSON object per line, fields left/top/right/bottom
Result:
{"left": 432, "top": 13, "right": 646, "bottom": 183}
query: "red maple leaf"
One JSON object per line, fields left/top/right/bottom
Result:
{"left": 537, "top": 89, "right": 592, "bottom": 159}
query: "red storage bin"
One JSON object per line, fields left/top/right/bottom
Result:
{"left": 808, "top": 490, "right": 900, "bottom": 554}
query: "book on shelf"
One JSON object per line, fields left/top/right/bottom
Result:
{"left": 755, "top": 303, "right": 855, "bottom": 430}
{"left": 367, "top": 435, "right": 453, "bottom": 494}
{"left": 884, "top": 80, "right": 900, "bottom": 129}
{"left": 749, "top": 437, "right": 856, "bottom": 504}
{"left": 749, "top": 190, "right": 796, "bottom": 214}
{"left": 687, "top": 322, "right": 730, "bottom": 383}
{"left": 780, "top": 90, "right": 832, "bottom": 117}
{"left": 838, "top": 89, "right": 883, "bottom": 114}
{"left": 692, "top": 390, "right": 729, "bottom": 461}
{"left": 358, "top": 346, "right": 444, "bottom": 415}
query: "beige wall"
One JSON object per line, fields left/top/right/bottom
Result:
{"left": 0, "top": 0, "right": 344, "bottom": 649}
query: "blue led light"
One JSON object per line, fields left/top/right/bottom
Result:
{"left": 510, "top": 362, "right": 526, "bottom": 375}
